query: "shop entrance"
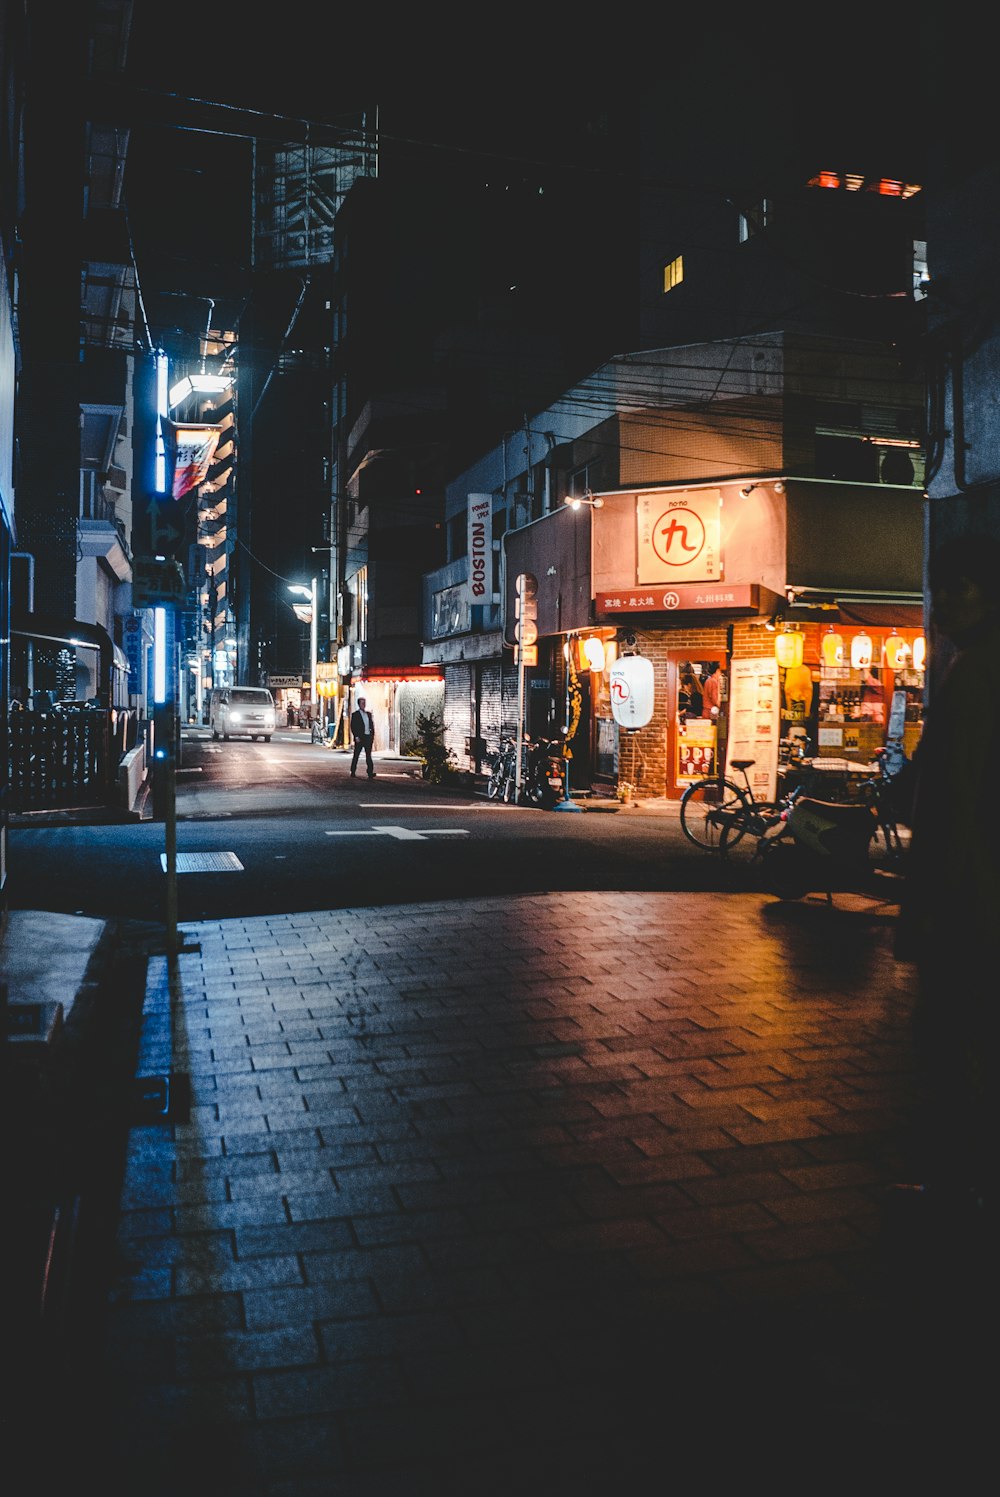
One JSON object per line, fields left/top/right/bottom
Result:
{"left": 665, "top": 650, "right": 728, "bottom": 799}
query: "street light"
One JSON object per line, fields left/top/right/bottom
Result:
{"left": 288, "top": 578, "right": 318, "bottom": 719}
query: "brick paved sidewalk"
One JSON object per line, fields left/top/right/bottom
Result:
{"left": 58, "top": 890, "right": 990, "bottom": 1492}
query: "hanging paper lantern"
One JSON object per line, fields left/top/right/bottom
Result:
{"left": 850, "top": 631, "right": 873, "bottom": 669}
{"left": 609, "top": 654, "right": 654, "bottom": 728}
{"left": 912, "top": 634, "right": 926, "bottom": 672}
{"left": 884, "top": 631, "right": 909, "bottom": 670}
{"left": 774, "top": 626, "right": 805, "bottom": 669}
{"left": 820, "top": 628, "right": 845, "bottom": 668}
{"left": 582, "top": 637, "right": 606, "bottom": 672}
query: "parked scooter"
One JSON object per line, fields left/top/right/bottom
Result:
{"left": 751, "top": 750, "right": 909, "bottom": 901}
{"left": 523, "top": 736, "right": 567, "bottom": 808}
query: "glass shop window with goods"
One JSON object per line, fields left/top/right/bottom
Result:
{"left": 774, "top": 618, "right": 925, "bottom": 771}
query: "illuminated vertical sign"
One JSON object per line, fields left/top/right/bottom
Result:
{"left": 153, "top": 606, "right": 167, "bottom": 703}
{"left": 467, "top": 493, "right": 492, "bottom": 606}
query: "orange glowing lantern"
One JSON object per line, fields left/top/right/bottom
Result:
{"left": 774, "top": 626, "right": 805, "bottom": 669}
{"left": 884, "top": 631, "right": 909, "bottom": 670}
{"left": 850, "top": 631, "right": 873, "bottom": 669}
{"left": 912, "top": 634, "right": 926, "bottom": 672}
{"left": 820, "top": 627, "right": 845, "bottom": 668}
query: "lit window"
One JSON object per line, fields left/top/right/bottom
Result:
{"left": 913, "top": 240, "right": 929, "bottom": 301}
{"left": 662, "top": 255, "right": 684, "bottom": 293}
{"left": 354, "top": 567, "right": 368, "bottom": 640}
{"left": 807, "top": 169, "right": 922, "bottom": 198}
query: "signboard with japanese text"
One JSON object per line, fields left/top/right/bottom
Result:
{"left": 132, "top": 556, "right": 187, "bottom": 609}
{"left": 725, "top": 657, "right": 780, "bottom": 801}
{"left": 596, "top": 582, "right": 761, "bottom": 615}
{"left": 123, "top": 614, "right": 147, "bottom": 697}
{"left": 637, "top": 489, "right": 721, "bottom": 585}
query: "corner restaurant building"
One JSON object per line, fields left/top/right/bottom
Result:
{"left": 502, "top": 477, "right": 925, "bottom": 802}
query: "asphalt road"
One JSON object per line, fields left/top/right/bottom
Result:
{"left": 7, "top": 728, "right": 757, "bottom": 922}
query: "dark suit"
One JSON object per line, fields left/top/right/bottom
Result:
{"left": 350, "top": 708, "right": 375, "bottom": 777}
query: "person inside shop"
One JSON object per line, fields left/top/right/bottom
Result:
{"left": 678, "top": 664, "right": 703, "bottom": 723}
{"left": 701, "top": 661, "right": 722, "bottom": 719}
{"left": 858, "top": 666, "right": 885, "bottom": 723}
{"left": 350, "top": 695, "right": 376, "bottom": 778}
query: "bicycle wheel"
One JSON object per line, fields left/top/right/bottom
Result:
{"left": 719, "top": 802, "right": 785, "bottom": 864}
{"left": 679, "top": 778, "right": 751, "bottom": 852}
{"left": 486, "top": 757, "right": 506, "bottom": 800}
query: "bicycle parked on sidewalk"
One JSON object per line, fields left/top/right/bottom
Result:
{"left": 745, "top": 745, "right": 909, "bottom": 898}
{"left": 679, "top": 758, "right": 788, "bottom": 856}
{"left": 486, "top": 737, "right": 520, "bottom": 802}
{"left": 486, "top": 734, "right": 565, "bottom": 807}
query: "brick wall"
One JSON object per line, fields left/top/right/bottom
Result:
{"left": 615, "top": 620, "right": 767, "bottom": 797}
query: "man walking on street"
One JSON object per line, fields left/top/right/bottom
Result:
{"left": 350, "top": 696, "right": 376, "bottom": 778}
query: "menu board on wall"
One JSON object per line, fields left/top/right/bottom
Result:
{"left": 725, "top": 658, "right": 780, "bottom": 801}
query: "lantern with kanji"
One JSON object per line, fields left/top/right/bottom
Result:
{"left": 774, "top": 626, "right": 805, "bottom": 669}
{"left": 883, "top": 631, "right": 909, "bottom": 670}
{"left": 850, "top": 631, "right": 873, "bottom": 669}
{"left": 820, "top": 627, "right": 845, "bottom": 668}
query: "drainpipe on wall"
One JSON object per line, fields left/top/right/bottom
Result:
{"left": 12, "top": 552, "right": 35, "bottom": 695}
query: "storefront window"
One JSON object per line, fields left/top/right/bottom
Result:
{"left": 777, "top": 625, "right": 924, "bottom": 766}
{"left": 676, "top": 658, "right": 725, "bottom": 783}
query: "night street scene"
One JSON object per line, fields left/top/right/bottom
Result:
{"left": 1, "top": 3, "right": 997, "bottom": 1492}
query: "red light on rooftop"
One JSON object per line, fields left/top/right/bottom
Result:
{"left": 808, "top": 170, "right": 841, "bottom": 189}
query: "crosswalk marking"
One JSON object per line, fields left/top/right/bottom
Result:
{"left": 325, "top": 825, "right": 469, "bottom": 841}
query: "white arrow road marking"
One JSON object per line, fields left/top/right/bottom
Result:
{"left": 325, "top": 825, "right": 469, "bottom": 840}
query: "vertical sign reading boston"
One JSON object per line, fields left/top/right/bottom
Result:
{"left": 467, "top": 494, "right": 492, "bottom": 605}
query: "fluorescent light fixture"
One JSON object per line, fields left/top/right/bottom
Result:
{"left": 155, "top": 353, "right": 168, "bottom": 493}
{"left": 153, "top": 606, "right": 167, "bottom": 703}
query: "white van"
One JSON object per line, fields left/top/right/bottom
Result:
{"left": 209, "top": 686, "right": 277, "bottom": 742}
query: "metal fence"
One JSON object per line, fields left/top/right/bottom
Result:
{"left": 7, "top": 707, "right": 122, "bottom": 811}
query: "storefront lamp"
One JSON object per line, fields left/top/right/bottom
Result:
{"left": 884, "top": 631, "right": 909, "bottom": 670}
{"left": 582, "top": 637, "right": 606, "bottom": 672}
{"left": 820, "top": 627, "right": 845, "bottom": 668}
{"left": 912, "top": 634, "right": 926, "bottom": 672}
{"left": 774, "top": 626, "right": 805, "bottom": 669}
{"left": 850, "top": 631, "right": 874, "bottom": 669}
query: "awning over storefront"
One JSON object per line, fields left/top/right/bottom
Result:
{"left": 360, "top": 665, "right": 444, "bottom": 681}
{"left": 786, "top": 600, "right": 924, "bottom": 628}
{"left": 594, "top": 581, "right": 787, "bottom": 619}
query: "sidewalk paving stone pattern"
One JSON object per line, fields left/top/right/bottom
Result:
{"left": 88, "top": 890, "right": 988, "bottom": 1491}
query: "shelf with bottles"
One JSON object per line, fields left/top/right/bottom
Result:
{"left": 817, "top": 666, "right": 885, "bottom": 725}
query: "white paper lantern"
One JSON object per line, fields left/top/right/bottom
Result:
{"left": 850, "top": 632, "right": 873, "bottom": 669}
{"left": 912, "top": 634, "right": 926, "bottom": 671}
{"left": 609, "top": 655, "right": 655, "bottom": 729}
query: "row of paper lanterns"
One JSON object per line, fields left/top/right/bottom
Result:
{"left": 774, "top": 625, "right": 925, "bottom": 673}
